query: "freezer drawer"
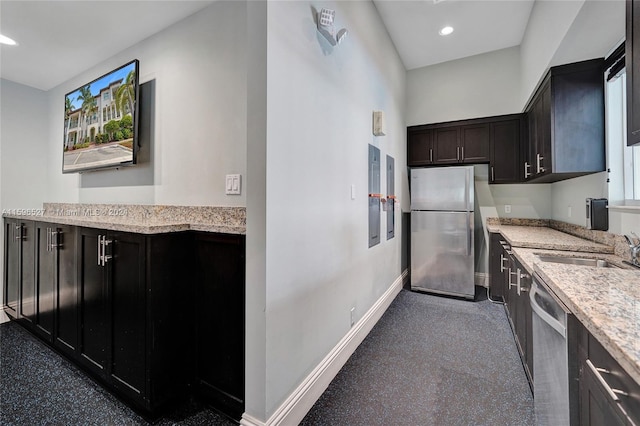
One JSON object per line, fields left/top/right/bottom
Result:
{"left": 410, "top": 211, "right": 474, "bottom": 299}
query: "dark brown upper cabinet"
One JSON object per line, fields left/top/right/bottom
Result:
{"left": 524, "top": 59, "right": 606, "bottom": 182}
{"left": 627, "top": 0, "right": 640, "bottom": 146}
{"left": 407, "top": 129, "right": 434, "bottom": 166}
{"left": 408, "top": 120, "right": 491, "bottom": 166}
{"left": 490, "top": 117, "right": 523, "bottom": 184}
{"left": 408, "top": 114, "right": 522, "bottom": 184}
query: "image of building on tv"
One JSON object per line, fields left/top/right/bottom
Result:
{"left": 63, "top": 60, "right": 138, "bottom": 173}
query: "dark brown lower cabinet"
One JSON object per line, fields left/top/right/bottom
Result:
{"left": 578, "top": 322, "right": 640, "bottom": 425}
{"left": 75, "top": 227, "right": 194, "bottom": 413}
{"left": 3, "top": 219, "right": 206, "bottom": 418}
{"left": 491, "top": 234, "right": 533, "bottom": 389}
{"left": 194, "top": 232, "right": 246, "bottom": 421}
{"left": 53, "top": 225, "right": 78, "bottom": 357}
{"left": 4, "top": 219, "right": 21, "bottom": 319}
{"left": 488, "top": 233, "right": 505, "bottom": 300}
{"left": 5, "top": 220, "right": 246, "bottom": 420}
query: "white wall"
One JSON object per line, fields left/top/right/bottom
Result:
{"left": 406, "top": 47, "right": 521, "bottom": 126}
{"left": 251, "top": 0, "right": 407, "bottom": 419}
{"left": 519, "top": 0, "right": 583, "bottom": 108}
{"left": 44, "top": 1, "right": 247, "bottom": 207}
{"left": 551, "top": 173, "right": 608, "bottom": 227}
{"left": 1, "top": 79, "right": 50, "bottom": 210}
{"left": 0, "top": 79, "right": 50, "bottom": 319}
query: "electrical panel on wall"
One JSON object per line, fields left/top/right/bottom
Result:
{"left": 386, "top": 155, "right": 395, "bottom": 240}
{"left": 368, "top": 145, "right": 381, "bottom": 248}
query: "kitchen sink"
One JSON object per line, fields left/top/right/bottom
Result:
{"left": 535, "top": 254, "right": 619, "bottom": 268}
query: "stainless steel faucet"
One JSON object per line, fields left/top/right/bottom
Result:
{"left": 624, "top": 232, "right": 640, "bottom": 266}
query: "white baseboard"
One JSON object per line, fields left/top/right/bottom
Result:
{"left": 240, "top": 270, "right": 407, "bottom": 426}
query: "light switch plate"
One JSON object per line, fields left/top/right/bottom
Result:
{"left": 226, "top": 174, "right": 241, "bottom": 195}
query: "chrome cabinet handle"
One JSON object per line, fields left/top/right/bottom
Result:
{"left": 586, "top": 359, "right": 628, "bottom": 402}
{"left": 536, "top": 153, "right": 545, "bottom": 173}
{"left": 47, "top": 227, "right": 51, "bottom": 252}
{"left": 524, "top": 162, "right": 531, "bottom": 179}
{"left": 50, "top": 230, "right": 59, "bottom": 249}
{"left": 508, "top": 268, "right": 517, "bottom": 289}
{"left": 516, "top": 268, "right": 529, "bottom": 295}
{"left": 457, "top": 147, "right": 460, "bottom": 161}
{"left": 102, "top": 239, "right": 112, "bottom": 265}
{"left": 491, "top": 166, "right": 495, "bottom": 182}
{"left": 500, "top": 254, "right": 508, "bottom": 272}
{"left": 461, "top": 146, "right": 464, "bottom": 161}
{"left": 98, "top": 235, "right": 103, "bottom": 266}
{"left": 429, "top": 148, "right": 433, "bottom": 163}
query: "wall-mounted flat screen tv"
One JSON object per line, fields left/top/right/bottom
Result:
{"left": 63, "top": 59, "right": 139, "bottom": 173}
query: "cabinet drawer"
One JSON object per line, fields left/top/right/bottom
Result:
{"left": 587, "top": 333, "right": 640, "bottom": 423}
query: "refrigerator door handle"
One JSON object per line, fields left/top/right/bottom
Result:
{"left": 467, "top": 212, "right": 472, "bottom": 256}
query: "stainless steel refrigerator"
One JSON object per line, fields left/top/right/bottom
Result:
{"left": 410, "top": 166, "right": 475, "bottom": 299}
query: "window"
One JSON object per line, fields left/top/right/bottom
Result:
{"left": 103, "top": 91, "right": 110, "bottom": 101}
{"left": 607, "top": 71, "right": 640, "bottom": 203}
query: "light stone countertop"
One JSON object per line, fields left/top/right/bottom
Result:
{"left": 488, "top": 224, "right": 613, "bottom": 254}
{"left": 491, "top": 220, "right": 640, "bottom": 384}
{"left": 495, "top": 236, "right": 640, "bottom": 386}
{"left": 2, "top": 203, "right": 246, "bottom": 235}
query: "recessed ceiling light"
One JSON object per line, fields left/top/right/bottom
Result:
{"left": 0, "top": 34, "right": 18, "bottom": 46}
{"left": 439, "top": 26, "right": 454, "bottom": 36}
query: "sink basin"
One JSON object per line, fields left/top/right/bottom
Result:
{"left": 535, "top": 254, "right": 619, "bottom": 268}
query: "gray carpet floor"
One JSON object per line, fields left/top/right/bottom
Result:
{"left": 300, "top": 289, "right": 535, "bottom": 426}
{"left": 1, "top": 288, "right": 534, "bottom": 425}
{"left": 0, "top": 321, "right": 235, "bottom": 426}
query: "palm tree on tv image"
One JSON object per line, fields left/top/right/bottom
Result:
{"left": 115, "top": 69, "right": 136, "bottom": 119}
{"left": 77, "top": 85, "right": 96, "bottom": 146}
{"left": 64, "top": 96, "right": 74, "bottom": 149}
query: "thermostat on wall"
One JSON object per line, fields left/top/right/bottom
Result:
{"left": 373, "top": 111, "right": 385, "bottom": 136}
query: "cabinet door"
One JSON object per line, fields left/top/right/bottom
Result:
{"left": 407, "top": 130, "right": 433, "bottom": 166}
{"left": 78, "top": 228, "right": 109, "bottom": 375}
{"left": 533, "top": 85, "right": 552, "bottom": 177}
{"left": 55, "top": 225, "right": 78, "bottom": 356}
{"left": 628, "top": 0, "right": 640, "bottom": 146}
{"left": 580, "top": 364, "right": 629, "bottom": 426}
{"left": 433, "top": 128, "right": 460, "bottom": 164}
{"left": 4, "top": 220, "right": 20, "bottom": 318}
{"left": 490, "top": 120, "right": 521, "bottom": 183}
{"left": 460, "top": 124, "right": 490, "bottom": 163}
{"left": 526, "top": 110, "right": 537, "bottom": 180}
{"left": 488, "top": 233, "right": 505, "bottom": 300}
{"left": 195, "top": 233, "right": 245, "bottom": 420}
{"left": 109, "top": 231, "right": 146, "bottom": 399}
{"left": 34, "top": 223, "right": 56, "bottom": 341}
{"left": 19, "top": 221, "right": 36, "bottom": 326}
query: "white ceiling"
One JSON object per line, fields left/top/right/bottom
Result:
{"left": 373, "top": 0, "right": 535, "bottom": 70}
{"left": 0, "top": 0, "right": 215, "bottom": 91}
{"left": 0, "top": 0, "right": 620, "bottom": 92}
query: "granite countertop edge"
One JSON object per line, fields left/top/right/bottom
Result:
{"left": 491, "top": 223, "right": 640, "bottom": 385}
{"left": 2, "top": 214, "right": 246, "bottom": 235}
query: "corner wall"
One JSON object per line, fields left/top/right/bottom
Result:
{"left": 257, "top": 0, "right": 408, "bottom": 420}
{"left": 0, "top": 79, "right": 50, "bottom": 321}
{"left": 406, "top": 47, "right": 521, "bottom": 126}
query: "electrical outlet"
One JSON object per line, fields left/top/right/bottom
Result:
{"left": 350, "top": 307, "right": 355, "bottom": 327}
{"left": 504, "top": 204, "right": 512, "bottom": 214}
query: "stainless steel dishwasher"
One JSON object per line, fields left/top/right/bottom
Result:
{"left": 530, "top": 273, "right": 573, "bottom": 425}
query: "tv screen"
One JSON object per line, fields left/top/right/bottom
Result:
{"left": 63, "top": 59, "right": 139, "bottom": 173}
